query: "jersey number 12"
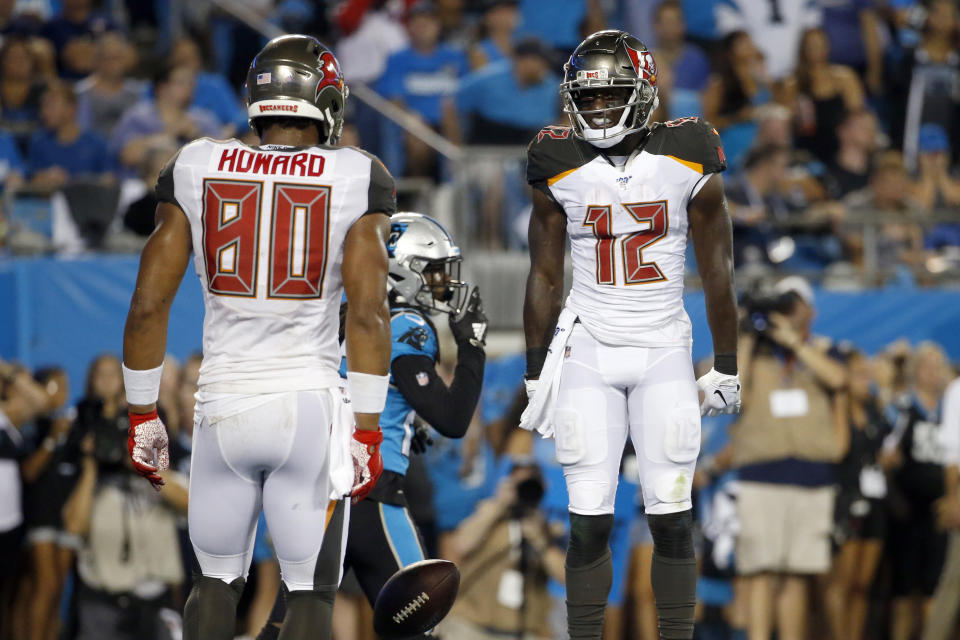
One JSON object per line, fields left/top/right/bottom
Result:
{"left": 583, "top": 201, "right": 668, "bottom": 285}
{"left": 200, "top": 179, "right": 331, "bottom": 299}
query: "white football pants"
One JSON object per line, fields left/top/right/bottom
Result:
{"left": 188, "top": 390, "right": 348, "bottom": 591}
{"left": 553, "top": 323, "right": 701, "bottom": 516}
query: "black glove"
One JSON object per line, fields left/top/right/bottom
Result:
{"left": 449, "top": 287, "right": 488, "bottom": 348}
{"left": 410, "top": 418, "right": 434, "bottom": 455}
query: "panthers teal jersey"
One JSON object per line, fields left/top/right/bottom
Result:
{"left": 338, "top": 307, "right": 439, "bottom": 475}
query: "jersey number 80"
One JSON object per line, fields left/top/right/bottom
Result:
{"left": 201, "top": 179, "right": 331, "bottom": 299}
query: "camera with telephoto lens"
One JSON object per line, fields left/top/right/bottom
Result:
{"left": 77, "top": 398, "right": 130, "bottom": 468}
{"left": 510, "top": 461, "right": 545, "bottom": 517}
{"left": 739, "top": 289, "right": 802, "bottom": 349}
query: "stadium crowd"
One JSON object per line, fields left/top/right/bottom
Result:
{"left": 0, "top": 0, "right": 956, "bottom": 279}
{"left": 1, "top": 0, "right": 960, "bottom": 639}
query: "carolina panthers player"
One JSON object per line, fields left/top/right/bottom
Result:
{"left": 257, "top": 212, "right": 487, "bottom": 640}
{"left": 521, "top": 31, "right": 740, "bottom": 640}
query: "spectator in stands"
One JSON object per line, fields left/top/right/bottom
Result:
{"left": 335, "top": 0, "right": 408, "bottom": 86}
{"left": 819, "top": 0, "right": 884, "bottom": 95}
{"left": 889, "top": 0, "right": 960, "bottom": 170}
{"left": 440, "top": 459, "right": 565, "bottom": 639}
{"left": 650, "top": 0, "right": 711, "bottom": 119}
{"left": 74, "top": 31, "right": 145, "bottom": 140}
{"left": 18, "top": 366, "right": 76, "bottom": 640}
{"left": 445, "top": 37, "right": 557, "bottom": 145}
{"left": 26, "top": 82, "right": 111, "bottom": 193}
{"left": 469, "top": 0, "right": 518, "bottom": 70}
{"left": 725, "top": 143, "right": 793, "bottom": 266}
{"left": 0, "top": 36, "right": 46, "bottom": 141}
{"left": 732, "top": 277, "right": 848, "bottom": 640}
{"left": 378, "top": 1, "right": 468, "bottom": 177}
{"left": 169, "top": 36, "right": 248, "bottom": 137}
{"left": 39, "top": 0, "right": 115, "bottom": 80}
{"left": 0, "top": 127, "right": 25, "bottom": 193}
{"left": 822, "top": 108, "right": 880, "bottom": 200}
{"left": 912, "top": 123, "right": 960, "bottom": 211}
{"left": 843, "top": 151, "right": 925, "bottom": 273}
{"left": 702, "top": 30, "right": 771, "bottom": 170}
{"left": 114, "top": 141, "right": 174, "bottom": 247}
{"left": 715, "top": 0, "right": 821, "bottom": 80}
{"left": 780, "top": 27, "right": 865, "bottom": 165}
{"left": 518, "top": 0, "right": 606, "bottom": 55}
{"left": 825, "top": 350, "right": 891, "bottom": 640}
{"left": 444, "top": 36, "right": 558, "bottom": 247}
{"left": 109, "top": 64, "right": 219, "bottom": 172}
{"left": 884, "top": 342, "right": 951, "bottom": 640}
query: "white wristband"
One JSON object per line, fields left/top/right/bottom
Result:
{"left": 122, "top": 362, "right": 164, "bottom": 405}
{"left": 346, "top": 371, "right": 389, "bottom": 414}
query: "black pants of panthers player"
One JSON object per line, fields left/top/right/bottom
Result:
{"left": 257, "top": 472, "right": 431, "bottom": 640}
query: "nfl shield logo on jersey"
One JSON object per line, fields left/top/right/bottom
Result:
{"left": 416, "top": 372, "right": 429, "bottom": 386}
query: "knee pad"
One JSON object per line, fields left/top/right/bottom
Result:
{"left": 648, "top": 510, "right": 694, "bottom": 560}
{"left": 567, "top": 513, "right": 614, "bottom": 568}
{"left": 663, "top": 404, "right": 701, "bottom": 464}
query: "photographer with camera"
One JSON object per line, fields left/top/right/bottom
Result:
{"left": 732, "top": 277, "right": 849, "bottom": 640}
{"left": 441, "top": 459, "right": 565, "bottom": 640}
{"left": 61, "top": 354, "right": 189, "bottom": 640}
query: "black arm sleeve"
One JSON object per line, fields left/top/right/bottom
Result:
{"left": 390, "top": 344, "right": 485, "bottom": 439}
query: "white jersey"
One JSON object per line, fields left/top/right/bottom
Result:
{"left": 526, "top": 118, "right": 726, "bottom": 347}
{"left": 157, "top": 138, "right": 396, "bottom": 394}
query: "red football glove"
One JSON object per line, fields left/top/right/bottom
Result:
{"left": 127, "top": 410, "right": 169, "bottom": 491}
{"left": 350, "top": 428, "right": 383, "bottom": 503}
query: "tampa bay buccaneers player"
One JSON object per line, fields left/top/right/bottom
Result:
{"left": 521, "top": 31, "right": 740, "bottom": 640}
{"left": 122, "top": 35, "right": 393, "bottom": 640}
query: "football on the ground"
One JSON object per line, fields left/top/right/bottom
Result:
{"left": 373, "top": 559, "right": 460, "bottom": 638}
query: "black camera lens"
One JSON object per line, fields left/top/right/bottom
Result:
{"left": 516, "top": 476, "right": 545, "bottom": 509}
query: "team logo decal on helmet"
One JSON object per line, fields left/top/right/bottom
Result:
{"left": 317, "top": 51, "right": 344, "bottom": 98}
{"left": 625, "top": 45, "right": 657, "bottom": 85}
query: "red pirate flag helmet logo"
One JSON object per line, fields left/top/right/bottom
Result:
{"left": 624, "top": 44, "right": 657, "bottom": 87}
{"left": 316, "top": 51, "right": 344, "bottom": 99}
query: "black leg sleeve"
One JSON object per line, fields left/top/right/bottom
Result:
{"left": 182, "top": 575, "right": 245, "bottom": 640}
{"left": 276, "top": 588, "right": 336, "bottom": 640}
{"left": 648, "top": 510, "right": 696, "bottom": 640}
{"left": 565, "top": 513, "right": 614, "bottom": 640}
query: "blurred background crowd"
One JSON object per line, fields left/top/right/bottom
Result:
{"left": 2, "top": 0, "right": 960, "bottom": 639}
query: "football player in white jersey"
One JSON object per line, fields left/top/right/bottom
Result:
{"left": 521, "top": 30, "right": 740, "bottom": 640}
{"left": 121, "top": 36, "right": 395, "bottom": 640}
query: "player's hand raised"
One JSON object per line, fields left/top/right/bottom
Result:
{"left": 127, "top": 410, "right": 169, "bottom": 491}
{"left": 350, "top": 427, "right": 384, "bottom": 503}
{"left": 696, "top": 369, "right": 741, "bottom": 417}
{"left": 449, "top": 287, "right": 487, "bottom": 348}
{"left": 410, "top": 419, "right": 433, "bottom": 455}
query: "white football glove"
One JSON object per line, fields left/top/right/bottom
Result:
{"left": 696, "top": 368, "right": 741, "bottom": 417}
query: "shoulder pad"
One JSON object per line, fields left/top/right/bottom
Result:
{"left": 645, "top": 117, "right": 726, "bottom": 175}
{"left": 526, "top": 126, "right": 599, "bottom": 185}
{"left": 155, "top": 147, "right": 184, "bottom": 209}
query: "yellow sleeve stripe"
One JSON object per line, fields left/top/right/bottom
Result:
{"left": 666, "top": 155, "right": 703, "bottom": 174}
{"left": 547, "top": 167, "right": 578, "bottom": 186}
